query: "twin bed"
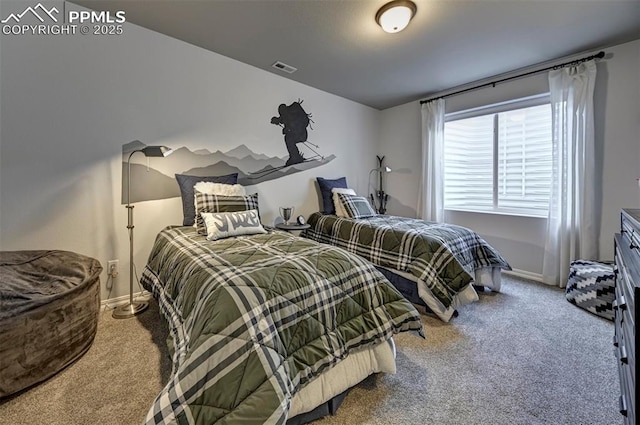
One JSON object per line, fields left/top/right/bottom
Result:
{"left": 141, "top": 226, "right": 422, "bottom": 424}
{"left": 139, "top": 173, "right": 510, "bottom": 424}
{"left": 307, "top": 176, "right": 511, "bottom": 322}
{"left": 301, "top": 213, "right": 510, "bottom": 322}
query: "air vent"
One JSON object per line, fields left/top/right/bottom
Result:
{"left": 272, "top": 61, "right": 297, "bottom": 74}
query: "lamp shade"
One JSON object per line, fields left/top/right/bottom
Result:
{"left": 375, "top": 0, "right": 417, "bottom": 33}
{"left": 140, "top": 145, "right": 173, "bottom": 157}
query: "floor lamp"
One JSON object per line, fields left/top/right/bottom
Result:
{"left": 113, "top": 145, "right": 173, "bottom": 319}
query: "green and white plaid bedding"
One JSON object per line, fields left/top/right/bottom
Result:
{"left": 141, "top": 226, "right": 423, "bottom": 425}
{"left": 301, "top": 213, "right": 511, "bottom": 310}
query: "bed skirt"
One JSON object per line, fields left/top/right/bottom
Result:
{"left": 287, "top": 338, "right": 396, "bottom": 423}
{"left": 377, "top": 265, "right": 503, "bottom": 321}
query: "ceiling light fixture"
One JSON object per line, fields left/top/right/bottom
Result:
{"left": 375, "top": 0, "right": 417, "bottom": 33}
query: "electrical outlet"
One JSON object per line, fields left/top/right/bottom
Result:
{"left": 107, "top": 260, "right": 119, "bottom": 278}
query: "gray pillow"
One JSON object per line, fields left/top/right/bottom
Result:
{"left": 175, "top": 173, "right": 238, "bottom": 226}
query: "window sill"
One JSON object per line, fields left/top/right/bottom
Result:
{"left": 444, "top": 207, "right": 548, "bottom": 220}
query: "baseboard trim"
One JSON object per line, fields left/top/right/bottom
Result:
{"left": 503, "top": 269, "right": 545, "bottom": 283}
{"left": 101, "top": 291, "right": 152, "bottom": 311}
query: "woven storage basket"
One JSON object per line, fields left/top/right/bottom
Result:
{"left": 566, "top": 259, "right": 615, "bottom": 321}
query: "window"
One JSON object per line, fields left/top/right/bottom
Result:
{"left": 443, "top": 95, "right": 552, "bottom": 217}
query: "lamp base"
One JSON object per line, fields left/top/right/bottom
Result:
{"left": 112, "top": 301, "right": 149, "bottom": 319}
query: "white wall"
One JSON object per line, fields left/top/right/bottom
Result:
{"left": 378, "top": 102, "right": 422, "bottom": 218}
{"left": 379, "top": 39, "right": 640, "bottom": 278}
{"left": 0, "top": 10, "right": 380, "bottom": 300}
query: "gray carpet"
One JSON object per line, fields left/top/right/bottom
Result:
{"left": 0, "top": 275, "right": 620, "bottom": 425}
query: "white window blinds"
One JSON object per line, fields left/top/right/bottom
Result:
{"left": 444, "top": 96, "right": 552, "bottom": 217}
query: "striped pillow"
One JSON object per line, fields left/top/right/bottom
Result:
{"left": 336, "top": 193, "right": 377, "bottom": 219}
{"left": 195, "top": 192, "right": 260, "bottom": 235}
{"left": 332, "top": 187, "right": 357, "bottom": 217}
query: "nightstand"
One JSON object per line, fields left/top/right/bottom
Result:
{"left": 275, "top": 223, "right": 310, "bottom": 233}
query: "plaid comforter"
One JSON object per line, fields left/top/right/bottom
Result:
{"left": 141, "top": 226, "right": 423, "bottom": 425}
{"left": 302, "top": 213, "right": 511, "bottom": 311}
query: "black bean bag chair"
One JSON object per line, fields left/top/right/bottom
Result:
{"left": 0, "top": 250, "right": 102, "bottom": 398}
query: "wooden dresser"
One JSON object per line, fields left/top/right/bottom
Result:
{"left": 614, "top": 208, "right": 640, "bottom": 425}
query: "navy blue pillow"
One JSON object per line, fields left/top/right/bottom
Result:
{"left": 175, "top": 173, "right": 238, "bottom": 226}
{"left": 316, "top": 177, "right": 347, "bottom": 215}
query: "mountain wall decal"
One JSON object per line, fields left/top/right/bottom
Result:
{"left": 122, "top": 142, "right": 335, "bottom": 204}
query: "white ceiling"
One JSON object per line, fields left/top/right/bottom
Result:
{"left": 73, "top": 0, "right": 640, "bottom": 110}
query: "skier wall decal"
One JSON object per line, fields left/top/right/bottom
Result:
{"left": 270, "top": 99, "right": 315, "bottom": 166}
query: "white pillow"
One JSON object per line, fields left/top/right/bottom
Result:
{"left": 200, "top": 209, "right": 267, "bottom": 241}
{"left": 194, "top": 181, "right": 246, "bottom": 196}
{"left": 332, "top": 187, "right": 356, "bottom": 217}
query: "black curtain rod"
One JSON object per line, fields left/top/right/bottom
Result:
{"left": 419, "top": 51, "right": 605, "bottom": 104}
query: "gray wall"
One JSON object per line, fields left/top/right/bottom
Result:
{"left": 0, "top": 12, "right": 380, "bottom": 301}
{"left": 379, "top": 39, "right": 640, "bottom": 279}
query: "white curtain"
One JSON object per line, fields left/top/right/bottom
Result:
{"left": 418, "top": 99, "right": 445, "bottom": 222}
{"left": 542, "top": 60, "right": 598, "bottom": 287}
